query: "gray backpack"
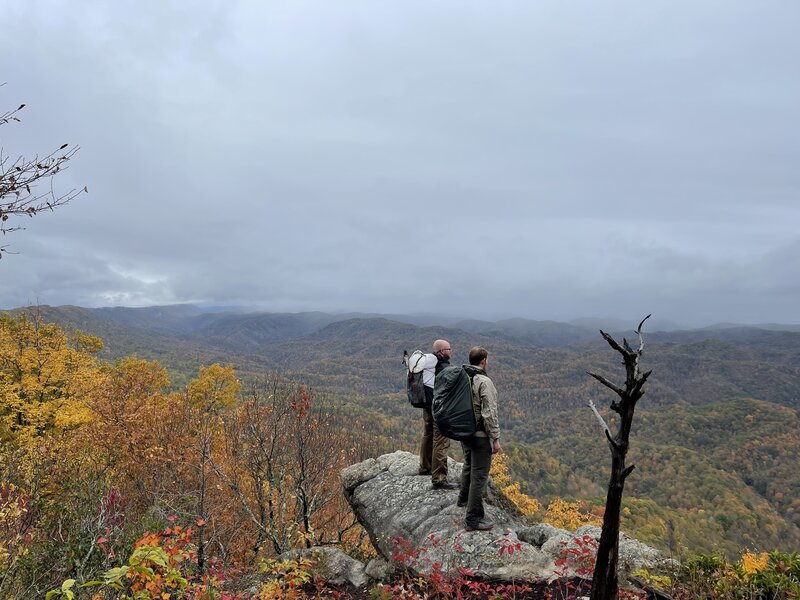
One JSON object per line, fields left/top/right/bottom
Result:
{"left": 403, "top": 350, "right": 429, "bottom": 408}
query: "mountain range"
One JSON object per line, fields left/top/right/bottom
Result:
{"left": 5, "top": 303, "right": 800, "bottom": 558}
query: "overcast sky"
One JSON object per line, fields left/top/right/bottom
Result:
{"left": 2, "top": 1, "right": 798, "bottom": 326}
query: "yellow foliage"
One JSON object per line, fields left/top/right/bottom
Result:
{"left": 0, "top": 313, "right": 104, "bottom": 443}
{"left": 70, "top": 330, "right": 104, "bottom": 354}
{"left": 740, "top": 551, "right": 769, "bottom": 578}
{"left": 490, "top": 453, "right": 541, "bottom": 516}
{"left": 543, "top": 497, "right": 602, "bottom": 530}
{"left": 0, "top": 315, "right": 111, "bottom": 594}
{"left": 631, "top": 568, "right": 672, "bottom": 588}
{"left": 187, "top": 363, "right": 241, "bottom": 411}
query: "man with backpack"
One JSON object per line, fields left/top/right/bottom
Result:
{"left": 418, "top": 339, "right": 459, "bottom": 489}
{"left": 458, "top": 346, "right": 502, "bottom": 531}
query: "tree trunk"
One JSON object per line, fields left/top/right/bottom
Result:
{"left": 591, "top": 451, "right": 625, "bottom": 600}
{"left": 587, "top": 316, "right": 652, "bottom": 600}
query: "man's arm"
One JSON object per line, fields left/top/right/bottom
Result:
{"left": 478, "top": 378, "right": 501, "bottom": 452}
{"left": 422, "top": 353, "right": 439, "bottom": 369}
{"left": 421, "top": 353, "right": 439, "bottom": 387}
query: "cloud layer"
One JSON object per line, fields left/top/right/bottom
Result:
{"left": 3, "top": 0, "right": 799, "bottom": 325}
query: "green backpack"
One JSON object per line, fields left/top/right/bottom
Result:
{"left": 432, "top": 365, "right": 477, "bottom": 440}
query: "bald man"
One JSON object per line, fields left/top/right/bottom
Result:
{"left": 418, "top": 338, "right": 458, "bottom": 489}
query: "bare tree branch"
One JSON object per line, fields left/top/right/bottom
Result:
{"left": 0, "top": 94, "right": 85, "bottom": 258}
{"left": 587, "top": 399, "right": 610, "bottom": 436}
{"left": 636, "top": 314, "right": 652, "bottom": 347}
{"left": 587, "top": 371, "right": 624, "bottom": 397}
{"left": 599, "top": 330, "right": 627, "bottom": 355}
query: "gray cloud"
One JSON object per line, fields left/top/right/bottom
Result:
{"left": 2, "top": 0, "right": 799, "bottom": 326}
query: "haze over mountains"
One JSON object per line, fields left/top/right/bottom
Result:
{"left": 6, "top": 303, "right": 800, "bottom": 558}
{"left": 14, "top": 303, "right": 799, "bottom": 347}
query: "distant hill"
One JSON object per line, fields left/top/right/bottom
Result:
{"left": 192, "top": 312, "right": 349, "bottom": 351}
{"left": 94, "top": 304, "right": 210, "bottom": 331}
{"left": 570, "top": 316, "right": 686, "bottom": 332}
{"left": 703, "top": 322, "right": 800, "bottom": 333}
{"left": 453, "top": 317, "right": 597, "bottom": 346}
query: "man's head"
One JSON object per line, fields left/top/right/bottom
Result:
{"left": 433, "top": 339, "right": 452, "bottom": 360}
{"left": 469, "top": 346, "right": 489, "bottom": 369}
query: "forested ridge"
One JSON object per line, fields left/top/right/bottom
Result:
{"left": 3, "top": 304, "right": 799, "bottom": 595}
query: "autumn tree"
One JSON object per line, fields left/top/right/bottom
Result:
{"left": 0, "top": 91, "right": 85, "bottom": 258}
{"left": 586, "top": 316, "right": 652, "bottom": 600}
{"left": 0, "top": 313, "right": 102, "bottom": 437}
{"left": 87, "top": 357, "right": 186, "bottom": 517}
{"left": 185, "top": 363, "right": 240, "bottom": 576}
{"left": 208, "top": 375, "right": 365, "bottom": 560}
{"left": 85, "top": 360, "right": 368, "bottom": 573}
{"left": 0, "top": 312, "right": 105, "bottom": 594}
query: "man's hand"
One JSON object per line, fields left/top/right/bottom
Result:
{"left": 492, "top": 439, "right": 502, "bottom": 454}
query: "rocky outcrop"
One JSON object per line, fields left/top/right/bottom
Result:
{"left": 341, "top": 451, "right": 669, "bottom": 582}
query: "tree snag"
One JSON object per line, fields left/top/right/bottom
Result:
{"left": 587, "top": 315, "right": 652, "bottom": 600}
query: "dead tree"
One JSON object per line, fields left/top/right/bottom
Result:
{"left": 587, "top": 315, "right": 652, "bottom": 600}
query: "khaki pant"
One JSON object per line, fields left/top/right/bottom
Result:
{"left": 458, "top": 436, "right": 492, "bottom": 528}
{"left": 419, "top": 405, "right": 450, "bottom": 484}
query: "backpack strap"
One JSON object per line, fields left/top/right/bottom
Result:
{"left": 410, "top": 352, "right": 426, "bottom": 372}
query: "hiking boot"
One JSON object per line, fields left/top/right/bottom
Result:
{"left": 465, "top": 521, "right": 493, "bottom": 532}
{"left": 431, "top": 481, "right": 459, "bottom": 490}
{"left": 418, "top": 469, "right": 432, "bottom": 476}
{"left": 456, "top": 498, "right": 467, "bottom": 508}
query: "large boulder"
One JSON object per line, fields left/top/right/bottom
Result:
{"left": 574, "top": 526, "right": 670, "bottom": 573}
{"left": 240, "top": 547, "right": 368, "bottom": 595}
{"left": 342, "top": 451, "right": 551, "bottom": 581}
{"left": 341, "top": 451, "right": 669, "bottom": 582}
{"left": 277, "top": 547, "right": 369, "bottom": 589}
